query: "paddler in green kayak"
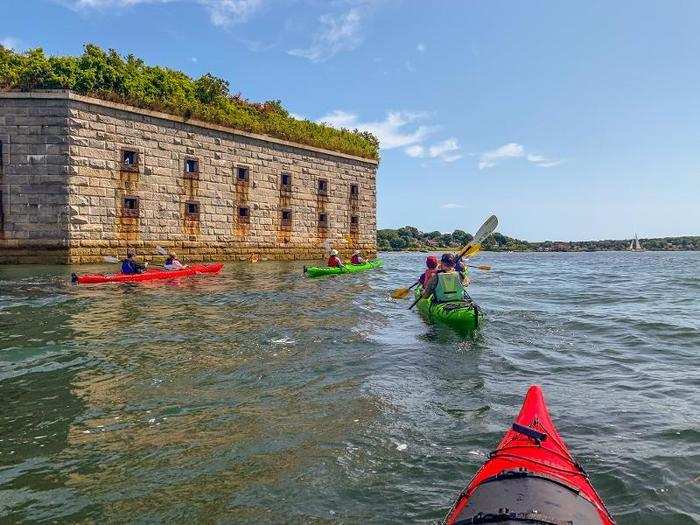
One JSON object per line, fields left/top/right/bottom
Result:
{"left": 327, "top": 249, "right": 344, "bottom": 268}
{"left": 421, "top": 253, "right": 467, "bottom": 303}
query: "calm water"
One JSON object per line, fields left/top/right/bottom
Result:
{"left": 0, "top": 251, "right": 698, "bottom": 524}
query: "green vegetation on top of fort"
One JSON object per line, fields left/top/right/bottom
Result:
{"left": 378, "top": 227, "right": 698, "bottom": 252}
{"left": 0, "top": 44, "right": 379, "bottom": 160}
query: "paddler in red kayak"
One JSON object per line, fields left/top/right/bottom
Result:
{"left": 121, "top": 249, "right": 148, "bottom": 275}
{"left": 164, "top": 252, "right": 185, "bottom": 270}
{"left": 327, "top": 249, "right": 344, "bottom": 268}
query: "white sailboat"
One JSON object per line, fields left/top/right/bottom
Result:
{"left": 629, "top": 234, "right": 643, "bottom": 251}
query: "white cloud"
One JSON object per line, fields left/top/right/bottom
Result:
{"left": 319, "top": 110, "right": 435, "bottom": 149}
{"left": 417, "top": 42, "right": 426, "bottom": 53}
{"left": 403, "top": 137, "right": 462, "bottom": 162}
{"left": 478, "top": 142, "right": 524, "bottom": 170}
{"left": 59, "top": 0, "right": 263, "bottom": 25}
{"left": 527, "top": 153, "right": 563, "bottom": 168}
{"left": 405, "top": 60, "right": 415, "bottom": 72}
{"left": 478, "top": 142, "right": 562, "bottom": 169}
{"left": 428, "top": 138, "right": 461, "bottom": 162}
{"left": 288, "top": 8, "right": 364, "bottom": 62}
{"left": 404, "top": 144, "right": 424, "bottom": 158}
{"left": 441, "top": 203, "right": 465, "bottom": 209}
{"left": 1, "top": 37, "right": 21, "bottom": 50}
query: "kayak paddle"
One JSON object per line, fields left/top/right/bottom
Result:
{"left": 391, "top": 281, "right": 419, "bottom": 299}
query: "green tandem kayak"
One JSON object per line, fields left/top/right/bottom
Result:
{"left": 414, "top": 285, "right": 480, "bottom": 333}
{"left": 304, "top": 259, "right": 383, "bottom": 278}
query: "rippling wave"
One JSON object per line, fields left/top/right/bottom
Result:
{"left": 0, "top": 252, "right": 698, "bottom": 523}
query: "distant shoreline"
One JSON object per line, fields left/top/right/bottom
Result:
{"left": 377, "top": 227, "right": 698, "bottom": 253}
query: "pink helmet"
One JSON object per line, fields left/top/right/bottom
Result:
{"left": 426, "top": 255, "right": 438, "bottom": 269}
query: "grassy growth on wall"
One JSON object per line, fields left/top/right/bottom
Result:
{"left": 0, "top": 44, "right": 379, "bottom": 160}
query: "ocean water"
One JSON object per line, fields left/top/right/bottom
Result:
{"left": 0, "top": 251, "right": 698, "bottom": 524}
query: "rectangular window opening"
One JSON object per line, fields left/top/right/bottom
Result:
{"left": 281, "top": 209, "right": 292, "bottom": 227}
{"left": 184, "top": 158, "right": 200, "bottom": 178}
{"left": 123, "top": 196, "right": 140, "bottom": 218}
{"left": 236, "top": 166, "right": 250, "bottom": 182}
{"left": 350, "top": 215, "right": 359, "bottom": 231}
{"left": 281, "top": 172, "right": 292, "bottom": 190}
{"left": 318, "top": 212, "right": 329, "bottom": 228}
{"left": 350, "top": 183, "right": 359, "bottom": 197}
{"left": 121, "top": 149, "right": 138, "bottom": 169}
{"left": 186, "top": 201, "right": 200, "bottom": 218}
{"left": 238, "top": 206, "right": 250, "bottom": 223}
{"left": 318, "top": 179, "right": 328, "bottom": 195}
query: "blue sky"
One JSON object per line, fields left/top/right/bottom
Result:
{"left": 4, "top": 0, "right": 699, "bottom": 240}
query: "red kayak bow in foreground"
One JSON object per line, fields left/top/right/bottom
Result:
{"left": 72, "top": 263, "right": 223, "bottom": 284}
{"left": 444, "top": 385, "right": 614, "bottom": 524}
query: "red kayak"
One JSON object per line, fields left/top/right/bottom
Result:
{"left": 71, "top": 263, "right": 223, "bottom": 284}
{"left": 444, "top": 385, "right": 614, "bottom": 525}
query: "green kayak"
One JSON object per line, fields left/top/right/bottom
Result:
{"left": 304, "top": 259, "right": 383, "bottom": 278}
{"left": 414, "top": 285, "right": 480, "bottom": 333}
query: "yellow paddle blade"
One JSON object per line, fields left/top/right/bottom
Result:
{"left": 476, "top": 264, "right": 491, "bottom": 270}
{"left": 391, "top": 288, "right": 412, "bottom": 299}
{"left": 463, "top": 244, "right": 481, "bottom": 258}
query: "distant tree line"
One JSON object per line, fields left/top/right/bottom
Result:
{"left": 377, "top": 227, "right": 698, "bottom": 252}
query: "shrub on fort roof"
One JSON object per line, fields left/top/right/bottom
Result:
{"left": 0, "top": 44, "right": 379, "bottom": 160}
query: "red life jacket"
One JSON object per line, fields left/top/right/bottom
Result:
{"left": 328, "top": 256, "right": 342, "bottom": 267}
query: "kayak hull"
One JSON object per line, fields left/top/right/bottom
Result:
{"left": 443, "top": 385, "right": 615, "bottom": 525}
{"left": 414, "top": 285, "right": 479, "bottom": 333}
{"left": 73, "top": 263, "right": 223, "bottom": 284}
{"left": 304, "top": 259, "right": 383, "bottom": 277}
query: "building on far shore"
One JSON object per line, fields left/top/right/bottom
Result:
{"left": 0, "top": 91, "right": 378, "bottom": 264}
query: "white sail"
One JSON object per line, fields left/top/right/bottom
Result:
{"left": 629, "top": 240, "right": 634, "bottom": 250}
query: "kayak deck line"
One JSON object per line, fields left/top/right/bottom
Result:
{"left": 413, "top": 285, "right": 479, "bottom": 333}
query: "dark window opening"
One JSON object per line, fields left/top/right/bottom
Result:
{"left": 236, "top": 167, "right": 250, "bottom": 182}
{"left": 318, "top": 212, "right": 329, "bottom": 228}
{"left": 318, "top": 179, "right": 328, "bottom": 195}
{"left": 281, "top": 209, "right": 292, "bottom": 227}
{"left": 184, "top": 158, "right": 199, "bottom": 178}
{"left": 238, "top": 206, "right": 250, "bottom": 223}
{"left": 350, "top": 215, "right": 359, "bottom": 231}
{"left": 123, "top": 196, "right": 139, "bottom": 218}
{"left": 122, "top": 149, "right": 138, "bottom": 169}
{"left": 350, "top": 183, "right": 359, "bottom": 198}
{"left": 281, "top": 172, "right": 292, "bottom": 190}
{"left": 186, "top": 201, "right": 200, "bottom": 218}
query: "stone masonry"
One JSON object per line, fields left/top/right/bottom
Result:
{"left": 0, "top": 91, "right": 378, "bottom": 264}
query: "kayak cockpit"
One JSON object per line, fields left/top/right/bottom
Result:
{"left": 450, "top": 470, "right": 604, "bottom": 525}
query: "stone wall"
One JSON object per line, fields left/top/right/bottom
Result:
{"left": 0, "top": 91, "right": 378, "bottom": 264}
{"left": 0, "top": 95, "right": 72, "bottom": 263}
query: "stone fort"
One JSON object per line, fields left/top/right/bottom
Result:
{"left": 0, "top": 91, "right": 378, "bottom": 264}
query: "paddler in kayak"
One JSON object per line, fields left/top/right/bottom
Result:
{"left": 350, "top": 250, "right": 364, "bottom": 265}
{"left": 164, "top": 252, "right": 185, "bottom": 270}
{"left": 422, "top": 253, "right": 466, "bottom": 303}
{"left": 418, "top": 255, "right": 439, "bottom": 286}
{"left": 327, "top": 249, "right": 344, "bottom": 268}
{"left": 121, "top": 249, "right": 148, "bottom": 275}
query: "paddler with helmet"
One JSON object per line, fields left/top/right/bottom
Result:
{"left": 327, "top": 249, "right": 344, "bottom": 268}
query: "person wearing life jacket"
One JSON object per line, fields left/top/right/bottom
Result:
{"left": 327, "top": 249, "right": 344, "bottom": 268}
{"left": 350, "top": 250, "right": 364, "bottom": 265}
{"left": 121, "top": 249, "right": 147, "bottom": 275}
{"left": 419, "top": 255, "right": 439, "bottom": 286}
{"left": 164, "top": 252, "right": 184, "bottom": 270}
{"left": 422, "top": 253, "right": 466, "bottom": 303}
